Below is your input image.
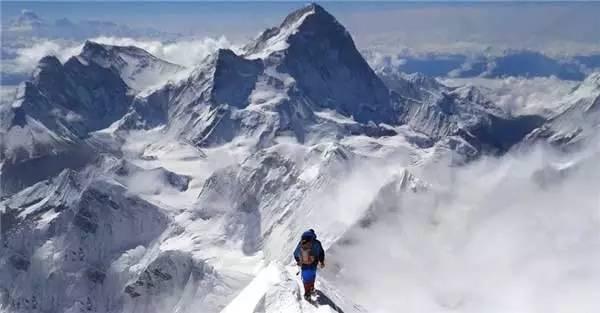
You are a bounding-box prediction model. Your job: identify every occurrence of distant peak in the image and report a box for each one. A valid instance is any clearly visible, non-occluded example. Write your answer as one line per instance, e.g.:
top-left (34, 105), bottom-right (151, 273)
top-left (81, 40), bottom-right (158, 60)
top-left (82, 40), bottom-right (108, 54)
top-left (37, 55), bottom-right (62, 69)
top-left (215, 48), bottom-right (237, 59)
top-left (12, 8), bottom-right (44, 28)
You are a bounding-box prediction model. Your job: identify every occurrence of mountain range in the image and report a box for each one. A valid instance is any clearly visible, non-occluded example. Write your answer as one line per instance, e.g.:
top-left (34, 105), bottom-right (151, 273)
top-left (1, 3), bottom-right (599, 313)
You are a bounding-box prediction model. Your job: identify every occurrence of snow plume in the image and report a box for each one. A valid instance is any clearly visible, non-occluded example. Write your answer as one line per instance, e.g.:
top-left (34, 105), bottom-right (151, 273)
top-left (325, 139), bottom-right (600, 313)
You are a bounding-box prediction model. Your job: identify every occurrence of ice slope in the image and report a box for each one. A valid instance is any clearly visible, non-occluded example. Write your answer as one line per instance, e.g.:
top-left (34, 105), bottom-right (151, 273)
top-left (526, 72), bottom-right (600, 147)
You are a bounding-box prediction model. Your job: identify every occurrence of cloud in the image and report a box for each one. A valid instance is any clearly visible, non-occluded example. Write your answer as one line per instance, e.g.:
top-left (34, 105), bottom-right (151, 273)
top-left (441, 77), bottom-right (579, 116)
top-left (324, 138), bottom-right (600, 313)
top-left (5, 40), bottom-right (81, 75)
top-left (363, 51), bottom-right (406, 72)
top-left (90, 36), bottom-right (236, 67)
top-left (2, 36), bottom-right (237, 78)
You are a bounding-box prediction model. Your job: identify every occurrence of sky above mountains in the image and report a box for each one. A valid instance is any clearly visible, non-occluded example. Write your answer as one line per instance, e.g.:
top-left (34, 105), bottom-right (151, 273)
top-left (2, 1), bottom-right (600, 86)
top-left (2, 1), bottom-right (600, 53)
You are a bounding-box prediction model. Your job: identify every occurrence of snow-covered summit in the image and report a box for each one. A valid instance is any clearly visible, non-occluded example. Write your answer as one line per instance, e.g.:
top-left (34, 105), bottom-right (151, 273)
top-left (79, 41), bottom-right (185, 91)
top-left (124, 3), bottom-right (399, 149)
top-left (243, 3), bottom-right (338, 59)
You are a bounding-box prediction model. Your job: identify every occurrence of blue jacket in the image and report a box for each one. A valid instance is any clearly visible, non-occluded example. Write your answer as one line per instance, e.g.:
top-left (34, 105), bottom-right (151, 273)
top-left (293, 230), bottom-right (325, 270)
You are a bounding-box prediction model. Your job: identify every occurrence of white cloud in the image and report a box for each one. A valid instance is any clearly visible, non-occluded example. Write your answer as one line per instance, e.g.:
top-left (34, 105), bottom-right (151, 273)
top-left (7, 40), bottom-right (82, 74)
top-left (0, 86), bottom-right (19, 105)
top-left (3, 36), bottom-right (237, 77)
top-left (90, 36), bottom-right (236, 67)
top-left (326, 138), bottom-right (600, 313)
top-left (363, 50), bottom-right (406, 72)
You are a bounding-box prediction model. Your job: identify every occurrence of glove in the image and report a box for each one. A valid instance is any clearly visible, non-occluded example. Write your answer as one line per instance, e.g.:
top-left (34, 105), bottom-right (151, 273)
top-left (319, 261), bottom-right (325, 269)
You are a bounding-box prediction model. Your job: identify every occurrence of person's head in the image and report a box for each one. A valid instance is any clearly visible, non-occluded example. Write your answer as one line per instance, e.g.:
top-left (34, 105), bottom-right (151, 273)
top-left (301, 229), bottom-right (316, 241)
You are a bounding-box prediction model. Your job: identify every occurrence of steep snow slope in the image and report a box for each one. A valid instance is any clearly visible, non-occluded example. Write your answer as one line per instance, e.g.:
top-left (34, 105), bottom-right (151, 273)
top-left (79, 41), bottom-right (185, 92)
top-left (0, 162), bottom-right (243, 313)
top-left (0, 170), bottom-right (169, 312)
top-left (378, 70), bottom-right (545, 156)
top-left (526, 72), bottom-right (600, 147)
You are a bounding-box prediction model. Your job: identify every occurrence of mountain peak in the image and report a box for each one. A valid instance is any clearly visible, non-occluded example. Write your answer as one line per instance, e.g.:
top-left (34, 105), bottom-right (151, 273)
top-left (77, 40), bottom-right (184, 91)
top-left (32, 55), bottom-right (65, 86)
top-left (243, 3), bottom-right (344, 59)
top-left (37, 55), bottom-right (62, 69)
top-left (240, 2), bottom-right (395, 124)
top-left (82, 40), bottom-right (108, 54)
top-left (11, 9), bottom-right (44, 29)
top-left (280, 3), bottom-right (333, 29)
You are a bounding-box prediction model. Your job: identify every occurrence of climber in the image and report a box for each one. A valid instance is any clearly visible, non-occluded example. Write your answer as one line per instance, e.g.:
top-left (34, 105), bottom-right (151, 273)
top-left (293, 229), bottom-right (325, 300)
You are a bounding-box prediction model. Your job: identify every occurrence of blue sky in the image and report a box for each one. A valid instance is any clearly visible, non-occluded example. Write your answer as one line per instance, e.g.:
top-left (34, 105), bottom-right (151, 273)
top-left (3, 1), bottom-right (600, 41)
